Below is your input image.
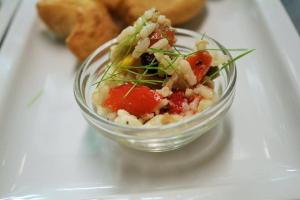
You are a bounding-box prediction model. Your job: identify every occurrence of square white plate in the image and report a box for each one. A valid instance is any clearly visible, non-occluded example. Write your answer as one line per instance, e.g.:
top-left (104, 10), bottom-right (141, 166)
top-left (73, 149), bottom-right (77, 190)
top-left (0, 0), bottom-right (300, 199)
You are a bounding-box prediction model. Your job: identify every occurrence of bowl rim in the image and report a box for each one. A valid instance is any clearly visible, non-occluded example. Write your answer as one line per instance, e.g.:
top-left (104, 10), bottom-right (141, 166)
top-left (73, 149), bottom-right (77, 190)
top-left (74, 28), bottom-right (236, 134)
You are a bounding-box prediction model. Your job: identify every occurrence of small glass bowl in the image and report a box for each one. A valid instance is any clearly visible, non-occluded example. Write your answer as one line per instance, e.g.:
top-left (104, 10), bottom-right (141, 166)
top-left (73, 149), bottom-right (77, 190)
top-left (74, 28), bottom-right (236, 152)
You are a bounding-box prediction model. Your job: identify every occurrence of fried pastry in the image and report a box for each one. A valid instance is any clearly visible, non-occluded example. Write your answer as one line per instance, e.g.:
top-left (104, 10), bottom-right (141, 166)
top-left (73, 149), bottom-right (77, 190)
top-left (37, 0), bottom-right (79, 37)
top-left (37, 0), bottom-right (206, 60)
top-left (101, 0), bottom-right (122, 11)
top-left (119, 0), bottom-right (206, 25)
top-left (37, 0), bottom-right (120, 60)
top-left (66, 1), bottom-right (119, 60)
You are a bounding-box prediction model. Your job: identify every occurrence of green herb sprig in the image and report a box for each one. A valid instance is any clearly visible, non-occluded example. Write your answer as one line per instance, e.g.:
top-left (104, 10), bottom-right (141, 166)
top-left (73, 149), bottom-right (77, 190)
top-left (148, 47), bottom-right (249, 59)
top-left (27, 89), bottom-right (43, 107)
top-left (203, 49), bottom-right (255, 83)
top-left (94, 46), bottom-right (254, 88)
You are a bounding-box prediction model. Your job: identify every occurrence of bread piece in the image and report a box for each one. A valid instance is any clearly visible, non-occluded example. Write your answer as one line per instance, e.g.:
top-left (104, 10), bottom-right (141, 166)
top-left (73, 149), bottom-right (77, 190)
top-left (66, 1), bottom-right (120, 60)
top-left (119, 0), bottom-right (206, 25)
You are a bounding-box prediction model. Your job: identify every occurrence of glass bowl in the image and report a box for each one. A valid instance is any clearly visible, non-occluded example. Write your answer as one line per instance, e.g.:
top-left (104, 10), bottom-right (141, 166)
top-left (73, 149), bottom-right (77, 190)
top-left (74, 28), bottom-right (236, 152)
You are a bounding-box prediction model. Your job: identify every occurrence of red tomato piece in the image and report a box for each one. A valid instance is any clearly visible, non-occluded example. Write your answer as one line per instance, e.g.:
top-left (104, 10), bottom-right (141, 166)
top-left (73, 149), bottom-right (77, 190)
top-left (102, 83), bottom-right (162, 117)
top-left (164, 28), bottom-right (176, 46)
top-left (149, 27), bottom-right (176, 46)
top-left (187, 51), bottom-right (212, 82)
top-left (168, 91), bottom-right (187, 114)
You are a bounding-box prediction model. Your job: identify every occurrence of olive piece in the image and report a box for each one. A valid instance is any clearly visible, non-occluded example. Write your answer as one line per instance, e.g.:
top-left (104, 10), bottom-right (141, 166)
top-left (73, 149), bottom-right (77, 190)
top-left (140, 53), bottom-right (158, 73)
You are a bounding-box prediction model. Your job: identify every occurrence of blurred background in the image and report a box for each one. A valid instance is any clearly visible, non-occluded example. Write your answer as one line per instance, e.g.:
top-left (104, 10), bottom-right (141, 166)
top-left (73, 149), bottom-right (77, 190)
top-left (0, 0), bottom-right (299, 58)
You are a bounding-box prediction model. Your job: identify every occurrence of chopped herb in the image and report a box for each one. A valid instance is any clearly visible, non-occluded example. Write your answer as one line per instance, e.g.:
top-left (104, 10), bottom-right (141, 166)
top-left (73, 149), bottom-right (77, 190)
top-left (174, 46), bottom-right (183, 56)
top-left (27, 90), bottom-right (43, 107)
top-left (148, 47), bottom-right (250, 59)
top-left (201, 32), bottom-right (207, 40)
top-left (94, 38), bottom-right (254, 90)
top-left (203, 49), bottom-right (255, 83)
top-left (124, 84), bottom-right (136, 97)
top-left (184, 48), bottom-right (249, 57)
top-left (206, 66), bottom-right (220, 80)
top-left (96, 62), bottom-right (113, 87)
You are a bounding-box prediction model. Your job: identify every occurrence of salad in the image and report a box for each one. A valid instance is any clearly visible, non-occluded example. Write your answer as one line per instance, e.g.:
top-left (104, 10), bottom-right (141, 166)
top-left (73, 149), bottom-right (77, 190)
top-left (92, 8), bottom-right (252, 127)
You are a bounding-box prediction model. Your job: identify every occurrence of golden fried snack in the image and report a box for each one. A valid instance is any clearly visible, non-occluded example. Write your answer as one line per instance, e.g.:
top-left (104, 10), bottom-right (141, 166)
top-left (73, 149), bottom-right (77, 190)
top-left (37, 0), bottom-right (79, 37)
top-left (101, 0), bottom-right (122, 11)
top-left (37, 0), bottom-right (120, 60)
top-left (66, 1), bottom-right (120, 60)
top-left (119, 0), bottom-right (206, 25)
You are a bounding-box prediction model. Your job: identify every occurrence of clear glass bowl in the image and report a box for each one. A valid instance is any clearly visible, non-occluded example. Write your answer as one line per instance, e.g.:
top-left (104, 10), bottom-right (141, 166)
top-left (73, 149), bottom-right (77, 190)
top-left (74, 28), bottom-right (236, 152)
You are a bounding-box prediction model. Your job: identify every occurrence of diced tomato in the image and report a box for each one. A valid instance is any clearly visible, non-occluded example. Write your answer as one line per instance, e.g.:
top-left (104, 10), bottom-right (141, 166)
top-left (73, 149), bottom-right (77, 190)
top-left (164, 29), bottom-right (176, 46)
top-left (149, 31), bottom-right (162, 45)
top-left (188, 95), bottom-right (196, 103)
top-left (188, 95), bottom-right (202, 103)
top-left (149, 27), bottom-right (176, 46)
top-left (187, 51), bottom-right (212, 82)
top-left (102, 83), bottom-right (162, 117)
top-left (168, 91), bottom-right (187, 114)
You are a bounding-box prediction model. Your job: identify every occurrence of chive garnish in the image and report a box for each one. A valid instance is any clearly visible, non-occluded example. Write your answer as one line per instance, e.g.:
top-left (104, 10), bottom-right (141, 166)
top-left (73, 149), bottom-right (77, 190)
top-left (203, 49), bottom-right (255, 83)
top-left (27, 89), bottom-right (43, 107)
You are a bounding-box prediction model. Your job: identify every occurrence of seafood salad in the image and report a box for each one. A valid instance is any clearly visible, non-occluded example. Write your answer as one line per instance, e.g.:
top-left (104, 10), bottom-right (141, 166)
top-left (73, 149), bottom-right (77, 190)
top-left (92, 8), bottom-right (246, 127)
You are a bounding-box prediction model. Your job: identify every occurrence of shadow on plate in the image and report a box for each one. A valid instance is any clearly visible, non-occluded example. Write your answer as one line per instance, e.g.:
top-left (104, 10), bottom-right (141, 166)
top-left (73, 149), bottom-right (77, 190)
top-left (39, 28), bottom-right (65, 45)
top-left (83, 116), bottom-right (233, 188)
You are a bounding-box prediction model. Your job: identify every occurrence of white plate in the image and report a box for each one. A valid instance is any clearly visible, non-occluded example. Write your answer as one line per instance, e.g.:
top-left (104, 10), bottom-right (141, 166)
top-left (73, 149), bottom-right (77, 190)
top-left (1, 0), bottom-right (300, 199)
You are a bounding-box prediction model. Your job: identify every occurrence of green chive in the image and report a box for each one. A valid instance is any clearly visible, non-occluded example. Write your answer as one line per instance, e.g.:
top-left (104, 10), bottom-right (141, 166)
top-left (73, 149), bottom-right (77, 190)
top-left (203, 49), bottom-right (255, 83)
